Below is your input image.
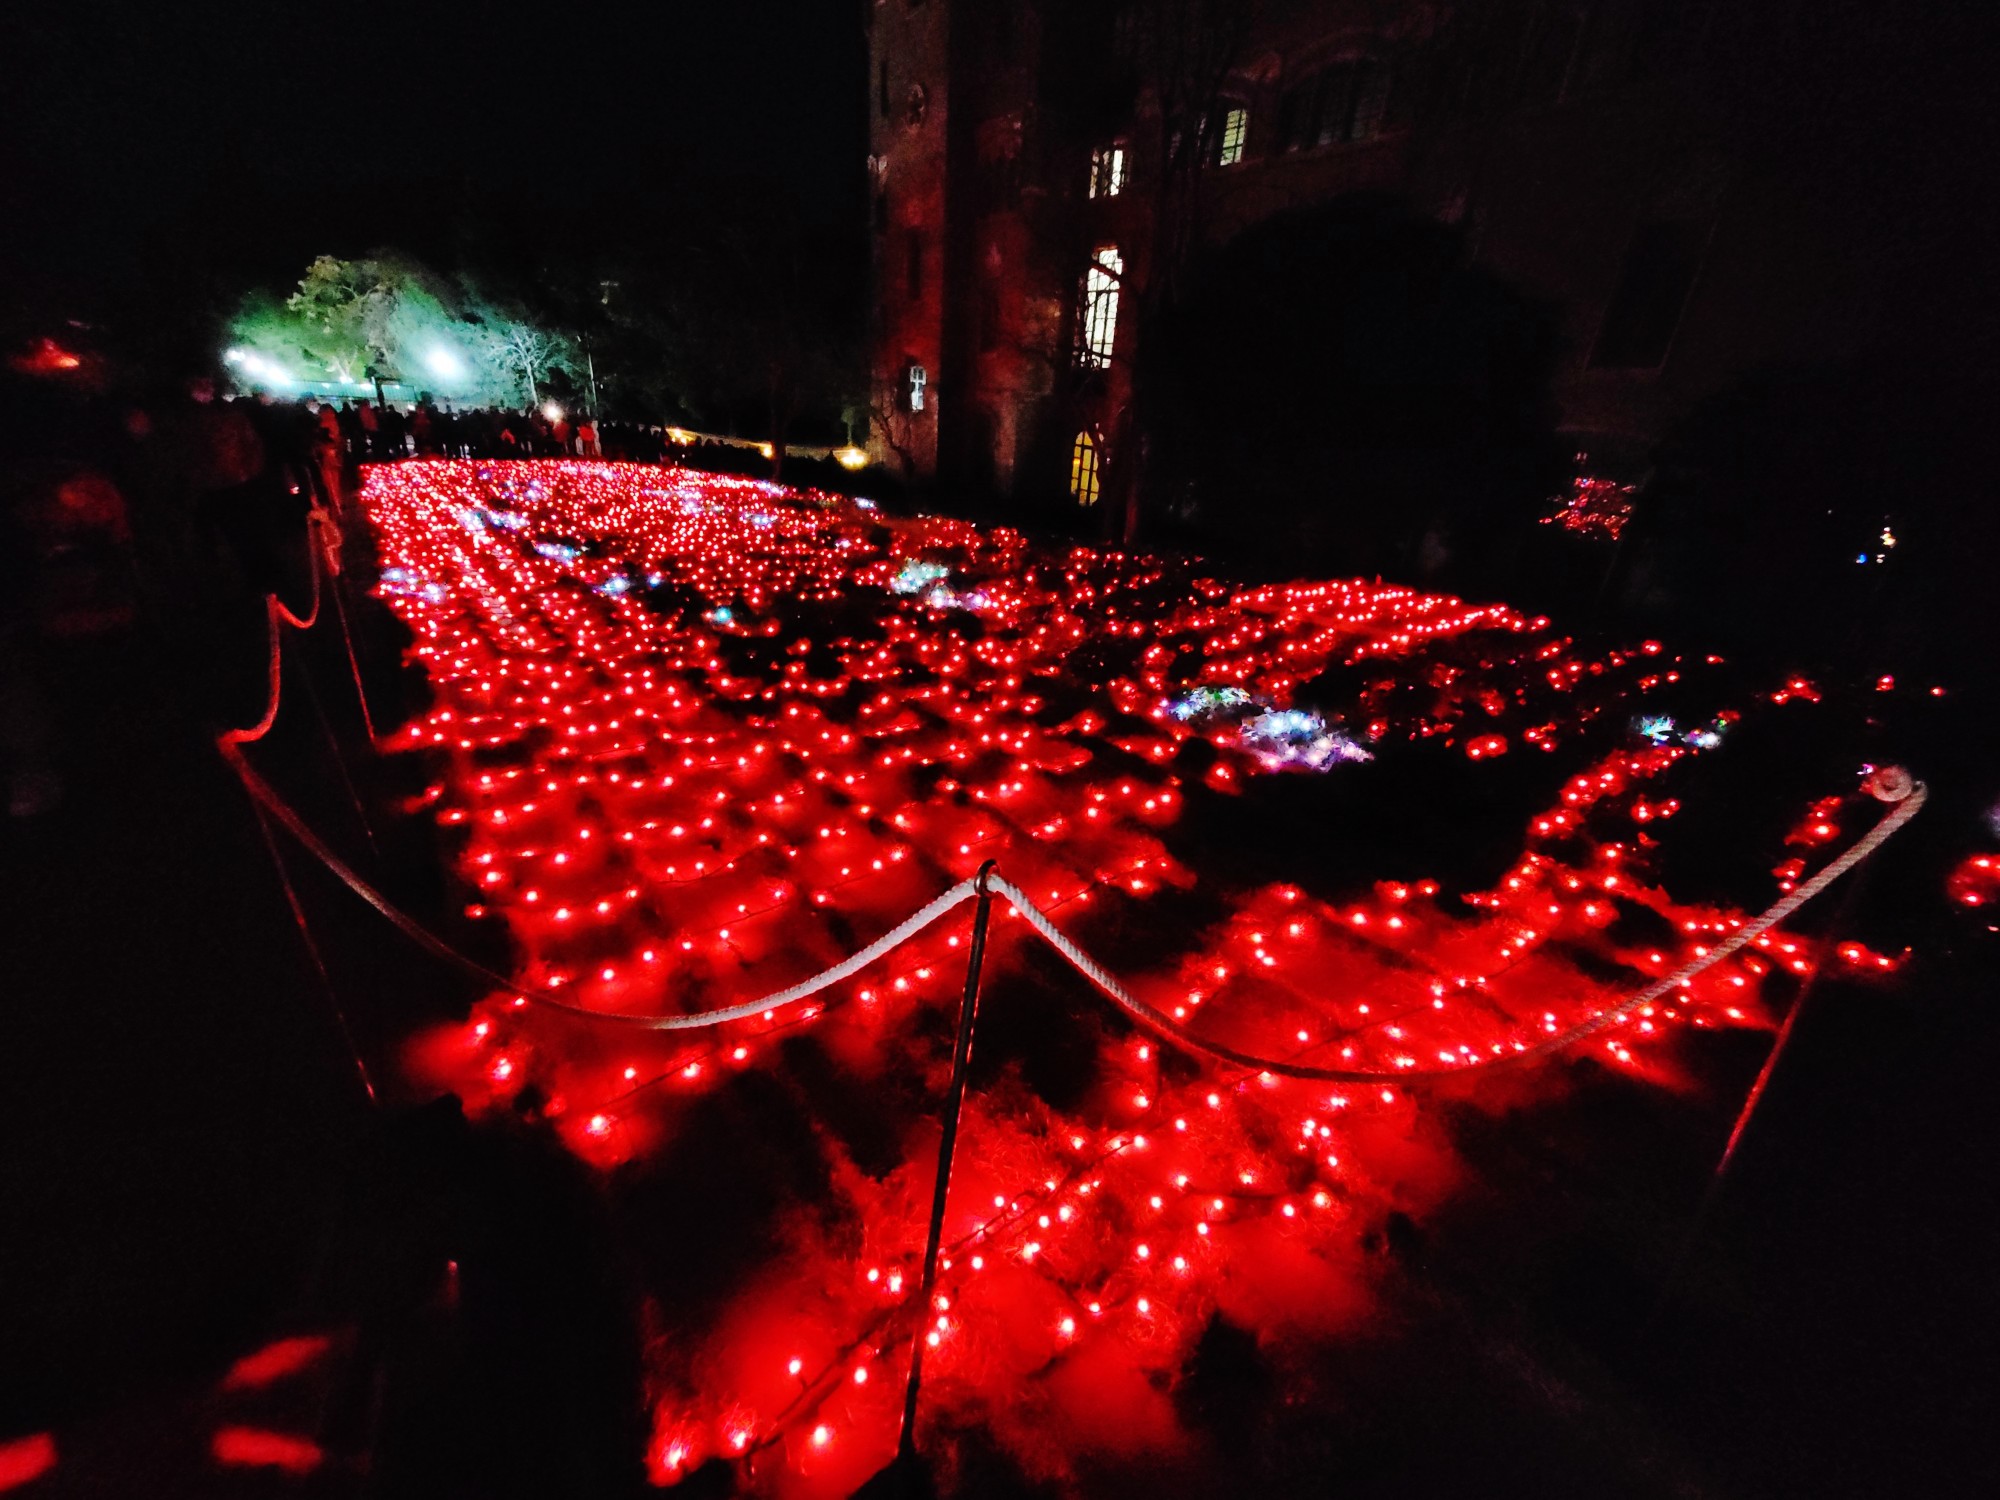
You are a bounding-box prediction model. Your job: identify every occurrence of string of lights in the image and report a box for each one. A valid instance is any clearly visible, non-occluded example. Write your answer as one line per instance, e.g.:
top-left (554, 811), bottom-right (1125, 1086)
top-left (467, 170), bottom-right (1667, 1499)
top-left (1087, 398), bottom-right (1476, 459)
top-left (340, 459), bottom-right (1911, 1493)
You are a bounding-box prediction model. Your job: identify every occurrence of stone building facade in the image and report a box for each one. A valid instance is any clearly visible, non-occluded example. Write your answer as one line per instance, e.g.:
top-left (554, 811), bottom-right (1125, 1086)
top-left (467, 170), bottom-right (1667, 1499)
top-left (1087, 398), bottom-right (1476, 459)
top-left (865, 1), bottom-right (1940, 539)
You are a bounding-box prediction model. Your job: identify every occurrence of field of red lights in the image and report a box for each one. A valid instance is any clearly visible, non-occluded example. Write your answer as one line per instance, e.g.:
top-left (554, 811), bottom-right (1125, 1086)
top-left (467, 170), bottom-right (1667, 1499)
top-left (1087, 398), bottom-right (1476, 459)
top-left (362, 460), bottom-right (1897, 1495)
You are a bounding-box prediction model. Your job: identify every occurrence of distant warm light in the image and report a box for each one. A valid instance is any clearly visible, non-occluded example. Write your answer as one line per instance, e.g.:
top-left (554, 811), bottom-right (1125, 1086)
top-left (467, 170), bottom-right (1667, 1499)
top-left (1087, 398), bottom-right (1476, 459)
top-left (10, 338), bottom-right (82, 375)
top-left (1070, 430), bottom-right (1100, 507)
top-left (835, 445), bottom-right (869, 470)
top-left (542, 402), bottom-right (564, 422)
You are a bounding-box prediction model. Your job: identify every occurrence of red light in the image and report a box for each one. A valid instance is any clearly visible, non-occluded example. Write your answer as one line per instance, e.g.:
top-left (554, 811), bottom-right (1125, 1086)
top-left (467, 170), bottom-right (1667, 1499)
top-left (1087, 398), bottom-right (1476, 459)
top-left (211, 1427), bottom-right (323, 1476)
top-left (354, 461), bottom-right (1891, 1489)
top-left (0, 1433), bottom-right (56, 1491)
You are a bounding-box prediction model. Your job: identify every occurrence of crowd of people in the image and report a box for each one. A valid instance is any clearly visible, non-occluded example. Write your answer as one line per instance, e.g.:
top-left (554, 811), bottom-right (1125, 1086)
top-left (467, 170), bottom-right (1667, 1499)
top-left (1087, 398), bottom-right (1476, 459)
top-left (315, 399), bottom-right (601, 466)
top-left (1, 373), bottom-right (887, 818)
top-left (303, 397), bottom-right (761, 472)
top-left (2, 378), bottom-right (349, 817)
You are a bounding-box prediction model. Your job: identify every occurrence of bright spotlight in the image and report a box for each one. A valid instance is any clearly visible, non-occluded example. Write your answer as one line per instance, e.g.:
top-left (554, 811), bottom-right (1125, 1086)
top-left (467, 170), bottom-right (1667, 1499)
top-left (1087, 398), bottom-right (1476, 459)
top-left (426, 347), bottom-right (465, 381)
top-left (542, 402), bottom-right (564, 422)
top-left (834, 445), bottom-right (868, 471)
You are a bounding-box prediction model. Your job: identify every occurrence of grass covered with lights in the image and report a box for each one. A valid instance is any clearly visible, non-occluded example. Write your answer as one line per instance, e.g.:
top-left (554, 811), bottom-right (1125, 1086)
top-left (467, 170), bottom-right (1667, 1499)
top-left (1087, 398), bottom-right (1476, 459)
top-left (363, 460), bottom-right (1900, 1495)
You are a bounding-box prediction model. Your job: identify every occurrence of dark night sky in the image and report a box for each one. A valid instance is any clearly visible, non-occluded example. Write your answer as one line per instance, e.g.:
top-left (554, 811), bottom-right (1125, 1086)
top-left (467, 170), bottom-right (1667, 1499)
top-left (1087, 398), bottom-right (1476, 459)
top-left (2, 0), bottom-right (866, 336)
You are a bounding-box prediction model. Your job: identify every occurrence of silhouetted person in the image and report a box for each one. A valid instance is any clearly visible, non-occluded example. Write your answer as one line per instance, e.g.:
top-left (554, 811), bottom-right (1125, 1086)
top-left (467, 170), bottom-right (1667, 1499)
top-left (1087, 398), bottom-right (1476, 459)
top-left (378, 404), bottom-right (407, 460)
top-left (448, 1089), bottom-right (647, 1497)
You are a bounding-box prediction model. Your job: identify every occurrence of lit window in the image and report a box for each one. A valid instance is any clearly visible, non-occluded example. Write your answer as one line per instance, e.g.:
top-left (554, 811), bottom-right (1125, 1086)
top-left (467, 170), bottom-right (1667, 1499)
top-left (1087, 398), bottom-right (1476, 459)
top-left (1074, 245), bottom-right (1122, 368)
top-left (1070, 431), bottom-right (1100, 506)
top-left (1215, 106), bottom-right (1248, 166)
top-left (1089, 143), bottom-right (1127, 198)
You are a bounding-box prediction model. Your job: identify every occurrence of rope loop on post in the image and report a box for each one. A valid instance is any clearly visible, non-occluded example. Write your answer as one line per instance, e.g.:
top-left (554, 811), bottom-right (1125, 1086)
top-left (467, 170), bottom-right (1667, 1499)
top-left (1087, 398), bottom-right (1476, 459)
top-left (218, 502), bottom-right (375, 747)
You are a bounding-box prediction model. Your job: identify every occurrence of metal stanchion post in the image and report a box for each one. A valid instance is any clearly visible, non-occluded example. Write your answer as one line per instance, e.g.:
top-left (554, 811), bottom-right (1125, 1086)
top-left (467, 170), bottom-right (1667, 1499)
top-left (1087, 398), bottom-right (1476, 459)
top-left (1647, 863), bottom-right (1875, 1335)
top-left (247, 798), bottom-right (378, 1106)
top-left (898, 860), bottom-right (998, 1467)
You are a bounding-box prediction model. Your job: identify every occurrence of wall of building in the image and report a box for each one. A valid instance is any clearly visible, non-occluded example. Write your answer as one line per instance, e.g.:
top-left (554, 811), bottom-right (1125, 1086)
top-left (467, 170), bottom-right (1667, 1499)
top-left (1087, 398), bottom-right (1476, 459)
top-left (869, 1), bottom-right (1954, 527)
top-left (866, 0), bottom-right (953, 480)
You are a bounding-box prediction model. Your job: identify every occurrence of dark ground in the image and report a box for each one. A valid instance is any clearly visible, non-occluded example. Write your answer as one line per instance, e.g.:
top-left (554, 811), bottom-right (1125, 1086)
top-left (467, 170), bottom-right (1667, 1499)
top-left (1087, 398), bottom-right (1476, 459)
top-left (1, 501), bottom-right (1995, 1499)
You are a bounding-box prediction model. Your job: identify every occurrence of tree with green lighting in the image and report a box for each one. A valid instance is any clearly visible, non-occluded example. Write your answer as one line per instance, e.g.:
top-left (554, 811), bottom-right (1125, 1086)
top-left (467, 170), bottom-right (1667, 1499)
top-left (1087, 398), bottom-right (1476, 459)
top-left (226, 253), bottom-right (580, 406)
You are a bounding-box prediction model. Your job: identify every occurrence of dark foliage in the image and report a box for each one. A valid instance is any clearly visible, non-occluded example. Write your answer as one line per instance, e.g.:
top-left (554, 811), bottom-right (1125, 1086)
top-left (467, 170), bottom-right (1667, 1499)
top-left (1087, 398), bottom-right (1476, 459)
top-left (1613, 361), bottom-right (1999, 682)
top-left (1141, 193), bottom-right (1567, 591)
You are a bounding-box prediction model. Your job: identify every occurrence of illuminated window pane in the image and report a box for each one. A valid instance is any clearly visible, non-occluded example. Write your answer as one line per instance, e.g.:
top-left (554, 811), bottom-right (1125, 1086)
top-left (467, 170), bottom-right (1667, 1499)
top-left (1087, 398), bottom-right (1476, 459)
top-left (1089, 144), bottom-right (1127, 199)
top-left (1070, 431), bottom-right (1100, 507)
top-left (1216, 106), bottom-right (1248, 166)
top-left (1074, 245), bottom-right (1122, 368)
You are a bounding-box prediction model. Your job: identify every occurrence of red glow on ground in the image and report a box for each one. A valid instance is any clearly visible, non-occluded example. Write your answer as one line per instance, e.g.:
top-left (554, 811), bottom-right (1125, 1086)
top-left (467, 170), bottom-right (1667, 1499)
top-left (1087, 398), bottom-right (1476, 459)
top-left (360, 461), bottom-right (1868, 1491)
top-left (0, 1434), bottom-right (56, 1492)
top-left (1947, 854), bottom-right (1998, 908)
top-left (210, 1426), bottom-right (323, 1475)
top-left (220, 1332), bottom-right (335, 1390)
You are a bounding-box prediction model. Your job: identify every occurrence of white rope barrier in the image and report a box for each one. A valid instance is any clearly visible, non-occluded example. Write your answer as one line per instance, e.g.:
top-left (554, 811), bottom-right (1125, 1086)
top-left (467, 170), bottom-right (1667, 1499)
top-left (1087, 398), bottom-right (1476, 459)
top-left (223, 740), bottom-right (985, 1030)
top-left (229, 729), bottom-right (1925, 1084)
top-left (220, 503), bottom-right (348, 746)
top-left (531, 878), bottom-right (983, 1030)
top-left (991, 772), bottom-right (1924, 1083)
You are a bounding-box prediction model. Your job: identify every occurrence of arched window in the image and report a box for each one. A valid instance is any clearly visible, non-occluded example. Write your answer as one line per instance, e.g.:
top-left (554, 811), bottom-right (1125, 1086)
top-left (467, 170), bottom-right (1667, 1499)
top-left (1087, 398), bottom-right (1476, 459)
top-left (1176, 101), bottom-right (1250, 168)
top-left (1073, 245), bottom-right (1122, 368)
top-left (1070, 431), bottom-right (1101, 507)
top-left (1276, 58), bottom-right (1391, 152)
